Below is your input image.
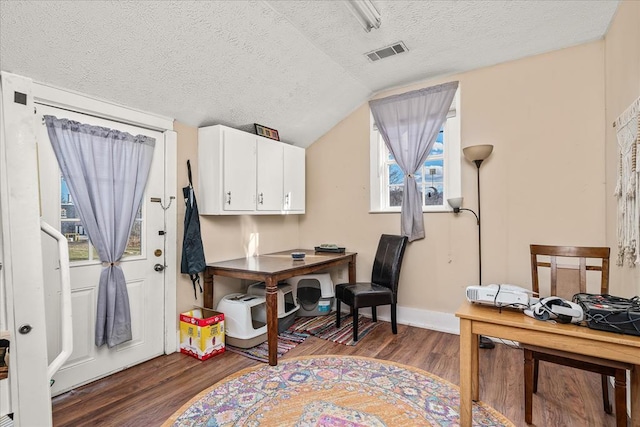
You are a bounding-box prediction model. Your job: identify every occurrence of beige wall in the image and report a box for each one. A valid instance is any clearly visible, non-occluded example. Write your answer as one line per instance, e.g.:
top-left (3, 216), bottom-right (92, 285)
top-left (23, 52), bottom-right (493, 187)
top-left (174, 4), bottom-right (639, 318)
top-left (174, 121), bottom-right (301, 314)
top-left (301, 41), bottom-right (608, 314)
top-left (605, 0), bottom-right (640, 297)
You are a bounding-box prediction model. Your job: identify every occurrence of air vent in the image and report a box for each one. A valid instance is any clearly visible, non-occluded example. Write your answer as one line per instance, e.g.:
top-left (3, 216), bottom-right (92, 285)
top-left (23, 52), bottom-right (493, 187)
top-left (365, 41), bottom-right (408, 62)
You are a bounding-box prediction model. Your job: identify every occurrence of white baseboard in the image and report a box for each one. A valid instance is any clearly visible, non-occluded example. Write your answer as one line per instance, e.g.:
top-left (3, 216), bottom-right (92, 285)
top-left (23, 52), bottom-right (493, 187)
top-left (346, 304), bottom-right (460, 335)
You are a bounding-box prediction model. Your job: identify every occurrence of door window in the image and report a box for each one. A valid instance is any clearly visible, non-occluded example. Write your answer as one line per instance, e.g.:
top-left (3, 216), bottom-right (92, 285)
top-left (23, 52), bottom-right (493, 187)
top-left (60, 175), bottom-right (143, 263)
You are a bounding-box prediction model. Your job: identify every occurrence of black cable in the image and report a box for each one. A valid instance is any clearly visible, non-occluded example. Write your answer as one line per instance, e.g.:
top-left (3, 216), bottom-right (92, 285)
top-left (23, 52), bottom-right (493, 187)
top-left (574, 293), bottom-right (640, 335)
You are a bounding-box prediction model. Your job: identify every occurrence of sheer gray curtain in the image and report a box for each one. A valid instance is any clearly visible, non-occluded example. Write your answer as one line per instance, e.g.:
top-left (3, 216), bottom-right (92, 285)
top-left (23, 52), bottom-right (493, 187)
top-left (369, 81), bottom-right (458, 241)
top-left (44, 116), bottom-right (155, 348)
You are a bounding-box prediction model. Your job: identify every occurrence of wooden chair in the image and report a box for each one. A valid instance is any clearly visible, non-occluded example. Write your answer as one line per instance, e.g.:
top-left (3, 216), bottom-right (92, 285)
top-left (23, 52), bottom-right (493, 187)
top-left (335, 234), bottom-right (408, 342)
top-left (524, 244), bottom-right (631, 426)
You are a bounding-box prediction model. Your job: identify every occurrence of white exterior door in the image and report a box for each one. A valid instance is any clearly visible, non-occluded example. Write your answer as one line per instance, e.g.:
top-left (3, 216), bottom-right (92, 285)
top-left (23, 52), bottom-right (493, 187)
top-left (36, 105), bottom-right (166, 395)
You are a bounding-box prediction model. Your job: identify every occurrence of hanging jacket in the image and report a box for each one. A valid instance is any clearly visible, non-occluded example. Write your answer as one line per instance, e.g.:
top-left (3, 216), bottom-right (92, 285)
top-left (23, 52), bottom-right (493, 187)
top-left (180, 160), bottom-right (206, 299)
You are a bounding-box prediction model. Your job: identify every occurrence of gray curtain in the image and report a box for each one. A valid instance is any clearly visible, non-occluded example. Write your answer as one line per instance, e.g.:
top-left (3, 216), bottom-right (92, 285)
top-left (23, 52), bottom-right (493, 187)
top-left (369, 81), bottom-right (458, 241)
top-left (44, 116), bottom-right (155, 348)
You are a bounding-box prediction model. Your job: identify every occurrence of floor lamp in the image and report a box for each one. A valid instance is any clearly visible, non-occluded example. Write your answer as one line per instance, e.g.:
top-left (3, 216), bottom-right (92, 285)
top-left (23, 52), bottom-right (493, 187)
top-left (448, 144), bottom-right (495, 349)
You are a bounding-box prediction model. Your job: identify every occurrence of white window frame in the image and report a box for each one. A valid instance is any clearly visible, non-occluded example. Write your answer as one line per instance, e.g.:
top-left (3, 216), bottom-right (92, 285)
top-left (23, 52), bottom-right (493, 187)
top-left (369, 90), bottom-right (461, 213)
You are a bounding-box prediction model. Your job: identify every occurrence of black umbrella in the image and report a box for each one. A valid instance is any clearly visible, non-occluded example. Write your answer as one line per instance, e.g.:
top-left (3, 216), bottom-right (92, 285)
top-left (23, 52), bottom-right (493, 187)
top-left (181, 160), bottom-right (206, 299)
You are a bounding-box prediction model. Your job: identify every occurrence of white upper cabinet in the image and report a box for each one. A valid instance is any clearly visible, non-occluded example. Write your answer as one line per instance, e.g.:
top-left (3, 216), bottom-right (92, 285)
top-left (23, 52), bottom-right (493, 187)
top-left (257, 139), bottom-right (284, 211)
top-left (198, 125), bottom-right (305, 215)
top-left (222, 128), bottom-right (257, 211)
top-left (283, 144), bottom-right (305, 212)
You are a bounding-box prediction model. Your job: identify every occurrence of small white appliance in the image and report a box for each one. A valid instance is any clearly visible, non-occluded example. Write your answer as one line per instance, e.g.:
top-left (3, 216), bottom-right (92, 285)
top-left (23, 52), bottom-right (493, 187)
top-left (466, 284), bottom-right (532, 307)
top-left (524, 296), bottom-right (584, 324)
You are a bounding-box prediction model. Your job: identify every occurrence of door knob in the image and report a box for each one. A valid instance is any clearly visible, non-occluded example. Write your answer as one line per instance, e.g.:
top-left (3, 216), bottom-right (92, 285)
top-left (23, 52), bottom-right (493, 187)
top-left (154, 264), bottom-right (166, 272)
top-left (18, 324), bottom-right (32, 334)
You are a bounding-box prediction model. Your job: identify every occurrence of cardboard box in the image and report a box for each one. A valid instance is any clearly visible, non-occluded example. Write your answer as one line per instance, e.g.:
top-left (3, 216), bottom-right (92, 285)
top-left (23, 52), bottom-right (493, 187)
top-left (179, 308), bottom-right (225, 361)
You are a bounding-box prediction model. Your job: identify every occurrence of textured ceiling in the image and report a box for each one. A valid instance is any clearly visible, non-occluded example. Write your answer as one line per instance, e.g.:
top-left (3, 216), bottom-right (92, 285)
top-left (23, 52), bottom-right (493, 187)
top-left (0, 0), bottom-right (619, 147)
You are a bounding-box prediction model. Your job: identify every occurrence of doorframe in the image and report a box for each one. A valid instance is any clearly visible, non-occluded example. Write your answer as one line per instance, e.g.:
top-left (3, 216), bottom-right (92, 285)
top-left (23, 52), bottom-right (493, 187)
top-left (31, 81), bottom-right (179, 354)
top-left (1, 72), bottom-right (53, 426)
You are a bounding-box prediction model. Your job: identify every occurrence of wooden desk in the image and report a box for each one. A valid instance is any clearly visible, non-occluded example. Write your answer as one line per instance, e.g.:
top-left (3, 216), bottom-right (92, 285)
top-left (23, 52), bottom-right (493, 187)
top-left (456, 302), bottom-right (640, 427)
top-left (204, 249), bottom-right (357, 366)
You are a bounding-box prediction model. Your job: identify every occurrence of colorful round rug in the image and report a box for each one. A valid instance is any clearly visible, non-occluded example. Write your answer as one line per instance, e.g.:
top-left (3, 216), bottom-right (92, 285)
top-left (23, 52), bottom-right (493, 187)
top-left (163, 355), bottom-right (513, 426)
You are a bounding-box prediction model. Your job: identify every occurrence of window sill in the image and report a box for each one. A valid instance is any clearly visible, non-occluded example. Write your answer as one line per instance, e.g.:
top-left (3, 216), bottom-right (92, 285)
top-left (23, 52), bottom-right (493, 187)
top-left (369, 206), bottom-right (453, 214)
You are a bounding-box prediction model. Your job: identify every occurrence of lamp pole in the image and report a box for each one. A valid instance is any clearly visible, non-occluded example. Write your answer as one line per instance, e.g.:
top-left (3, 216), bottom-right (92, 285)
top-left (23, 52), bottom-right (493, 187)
top-left (474, 159), bottom-right (483, 286)
top-left (462, 144), bottom-right (494, 349)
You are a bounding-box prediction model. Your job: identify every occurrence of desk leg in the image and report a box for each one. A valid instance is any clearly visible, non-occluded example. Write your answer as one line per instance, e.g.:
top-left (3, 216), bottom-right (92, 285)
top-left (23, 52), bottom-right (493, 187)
top-left (459, 318), bottom-right (478, 427)
top-left (632, 365), bottom-right (639, 427)
top-left (348, 255), bottom-right (356, 283)
top-left (203, 267), bottom-right (214, 309)
top-left (265, 276), bottom-right (278, 366)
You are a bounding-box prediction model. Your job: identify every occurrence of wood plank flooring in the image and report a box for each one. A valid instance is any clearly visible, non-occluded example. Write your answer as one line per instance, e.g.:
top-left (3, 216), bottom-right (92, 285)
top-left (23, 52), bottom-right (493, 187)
top-left (51, 321), bottom-right (618, 426)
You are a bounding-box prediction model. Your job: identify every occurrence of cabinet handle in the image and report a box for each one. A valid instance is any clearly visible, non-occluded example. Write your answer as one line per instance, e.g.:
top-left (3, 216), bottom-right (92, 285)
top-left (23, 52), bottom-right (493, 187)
top-left (226, 191), bottom-right (232, 205)
top-left (285, 193), bottom-right (290, 208)
top-left (259, 193), bottom-right (264, 205)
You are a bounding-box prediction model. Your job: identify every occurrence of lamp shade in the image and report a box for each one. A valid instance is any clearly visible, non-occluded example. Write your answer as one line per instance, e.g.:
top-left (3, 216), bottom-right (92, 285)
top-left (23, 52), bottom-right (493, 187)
top-left (447, 197), bottom-right (463, 210)
top-left (463, 144), bottom-right (493, 162)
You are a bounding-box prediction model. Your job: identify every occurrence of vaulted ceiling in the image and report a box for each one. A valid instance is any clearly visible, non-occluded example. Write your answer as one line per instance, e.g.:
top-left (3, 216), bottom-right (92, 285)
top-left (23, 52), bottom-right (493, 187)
top-left (0, 0), bottom-right (619, 147)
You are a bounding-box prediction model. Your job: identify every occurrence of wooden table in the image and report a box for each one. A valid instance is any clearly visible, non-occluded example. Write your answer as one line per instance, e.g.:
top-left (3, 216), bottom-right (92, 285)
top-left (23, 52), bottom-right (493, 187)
top-left (456, 301), bottom-right (640, 427)
top-left (204, 249), bottom-right (357, 366)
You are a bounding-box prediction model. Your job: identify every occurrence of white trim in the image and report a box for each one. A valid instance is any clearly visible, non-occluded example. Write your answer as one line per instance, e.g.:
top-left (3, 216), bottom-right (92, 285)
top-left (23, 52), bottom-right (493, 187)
top-left (369, 206), bottom-right (454, 214)
top-left (0, 71), bottom-right (53, 426)
top-left (397, 306), bottom-right (460, 334)
top-left (33, 82), bottom-right (173, 132)
top-left (354, 304), bottom-right (460, 335)
top-left (369, 113), bottom-right (383, 211)
top-left (163, 130), bottom-right (178, 354)
top-left (442, 90), bottom-right (461, 200)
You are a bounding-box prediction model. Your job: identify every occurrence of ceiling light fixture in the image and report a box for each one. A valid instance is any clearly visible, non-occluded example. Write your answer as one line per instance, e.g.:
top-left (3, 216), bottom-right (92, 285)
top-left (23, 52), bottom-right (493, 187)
top-left (344, 0), bottom-right (381, 32)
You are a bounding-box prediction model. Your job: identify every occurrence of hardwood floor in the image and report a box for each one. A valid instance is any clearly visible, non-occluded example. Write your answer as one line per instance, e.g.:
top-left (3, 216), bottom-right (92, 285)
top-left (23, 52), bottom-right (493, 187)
top-left (52, 321), bottom-right (618, 426)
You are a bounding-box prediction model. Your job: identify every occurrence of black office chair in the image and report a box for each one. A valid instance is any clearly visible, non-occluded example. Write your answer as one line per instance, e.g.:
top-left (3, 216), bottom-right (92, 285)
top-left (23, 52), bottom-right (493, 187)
top-left (335, 234), bottom-right (408, 341)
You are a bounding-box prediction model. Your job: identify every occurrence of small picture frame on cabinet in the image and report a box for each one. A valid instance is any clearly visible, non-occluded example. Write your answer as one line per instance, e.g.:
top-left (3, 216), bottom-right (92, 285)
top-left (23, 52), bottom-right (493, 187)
top-left (254, 123), bottom-right (280, 141)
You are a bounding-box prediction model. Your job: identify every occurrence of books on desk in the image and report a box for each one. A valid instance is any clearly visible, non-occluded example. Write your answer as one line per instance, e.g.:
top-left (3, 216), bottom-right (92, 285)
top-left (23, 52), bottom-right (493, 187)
top-left (314, 246), bottom-right (345, 253)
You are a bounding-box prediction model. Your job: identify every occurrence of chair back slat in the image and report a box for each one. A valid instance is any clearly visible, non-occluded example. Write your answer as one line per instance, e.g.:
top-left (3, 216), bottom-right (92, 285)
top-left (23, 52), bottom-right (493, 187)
top-left (550, 256), bottom-right (558, 296)
top-left (530, 244), bottom-right (610, 299)
top-left (556, 268), bottom-right (581, 300)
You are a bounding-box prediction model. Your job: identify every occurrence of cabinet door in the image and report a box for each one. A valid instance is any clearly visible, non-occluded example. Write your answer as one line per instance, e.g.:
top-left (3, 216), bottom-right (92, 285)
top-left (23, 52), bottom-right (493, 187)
top-left (283, 145), bottom-right (305, 212)
top-left (223, 129), bottom-right (256, 211)
top-left (256, 139), bottom-right (284, 211)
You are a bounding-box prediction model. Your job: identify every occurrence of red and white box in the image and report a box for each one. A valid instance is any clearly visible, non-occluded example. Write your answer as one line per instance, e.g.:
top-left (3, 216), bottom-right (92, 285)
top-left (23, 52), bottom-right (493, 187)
top-left (179, 308), bottom-right (225, 361)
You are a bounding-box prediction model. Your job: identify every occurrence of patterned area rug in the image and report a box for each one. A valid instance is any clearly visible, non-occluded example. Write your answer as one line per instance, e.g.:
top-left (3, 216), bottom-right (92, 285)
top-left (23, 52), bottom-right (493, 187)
top-left (163, 355), bottom-right (514, 427)
top-left (226, 331), bottom-right (309, 363)
top-left (290, 312), bottom-right (382, 345)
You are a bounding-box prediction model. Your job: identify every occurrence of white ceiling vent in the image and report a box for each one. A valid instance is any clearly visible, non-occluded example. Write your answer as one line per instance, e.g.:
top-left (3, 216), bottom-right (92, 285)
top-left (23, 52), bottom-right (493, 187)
top-left (365, 42), bottom-right (408, 62)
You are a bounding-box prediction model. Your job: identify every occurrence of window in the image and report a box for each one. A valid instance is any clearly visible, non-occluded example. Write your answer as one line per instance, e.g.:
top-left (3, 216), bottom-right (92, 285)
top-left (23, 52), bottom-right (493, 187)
top-left (60, 175), bottom-right (143, 263)
top-left (370, 91), bottom-right (461, 212)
